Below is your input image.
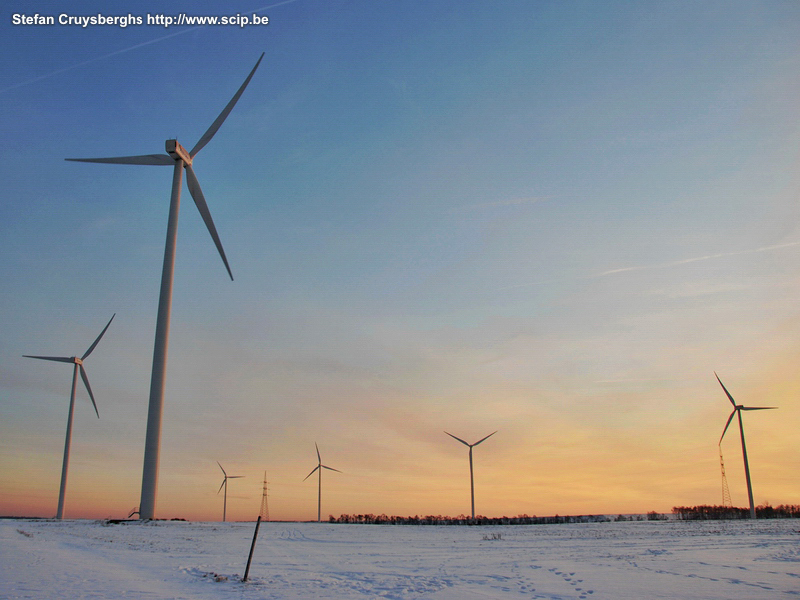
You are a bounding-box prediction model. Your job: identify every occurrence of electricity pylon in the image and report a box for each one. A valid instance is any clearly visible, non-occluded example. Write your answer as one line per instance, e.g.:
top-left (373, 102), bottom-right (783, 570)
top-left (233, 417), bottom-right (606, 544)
top-left (259, 471), bottom-right (270, 521)
top-left (719, 445), bottom-right (732, 508)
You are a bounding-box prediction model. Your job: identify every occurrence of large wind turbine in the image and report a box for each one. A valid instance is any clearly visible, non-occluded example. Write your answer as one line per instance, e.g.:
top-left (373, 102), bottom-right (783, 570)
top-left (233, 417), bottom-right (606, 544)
top-left (66, 54), bottom-right (264, 520)
top-left (303, 443), bottom-right (341, 522)
top-left (24, 314), bottom-right (115, 519)
top-left (445, 430), bottom-right (496, 519)
top-left (217, 462), bottom-right (243, 522)
top-left (715, 373), bottom-right (777, 519)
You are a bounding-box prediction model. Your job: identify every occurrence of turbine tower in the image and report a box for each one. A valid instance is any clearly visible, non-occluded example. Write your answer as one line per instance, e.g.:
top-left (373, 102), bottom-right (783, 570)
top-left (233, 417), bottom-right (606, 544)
top-left (715, 373), bottom-right (777, 519)
top-left (67, 54), bottom-right (264, 520)
top-left (217, 462), bottom-right (243, 522)
top-left (303, 443), bottom-right (341, 522)
top-left (445, 430), bottom-right (496, 519)
top-left (24, 314), bottom-right (115, 519)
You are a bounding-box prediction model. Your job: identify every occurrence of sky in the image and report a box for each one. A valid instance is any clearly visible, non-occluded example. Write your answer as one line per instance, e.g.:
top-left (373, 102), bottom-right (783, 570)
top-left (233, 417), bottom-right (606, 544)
top-left (1, 0), bottom-right (798, 522)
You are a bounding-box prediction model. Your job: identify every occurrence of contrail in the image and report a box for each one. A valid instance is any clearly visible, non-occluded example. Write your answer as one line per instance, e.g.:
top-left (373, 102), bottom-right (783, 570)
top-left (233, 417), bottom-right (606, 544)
top-left (593, 240), bottom-right (800, 278)
top-left (456, 196), bottom-right (549, 212)
top-left (1, 0), bottom-right (300, 95)
top-left (499, 240), bottom-right (800, 291)
top-left (2, 30), bottom-right (190, 94)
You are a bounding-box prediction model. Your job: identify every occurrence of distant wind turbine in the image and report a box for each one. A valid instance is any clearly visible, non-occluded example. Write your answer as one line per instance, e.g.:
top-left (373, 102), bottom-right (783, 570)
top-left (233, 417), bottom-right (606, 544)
top-left (24, 314), bottom-right (115, 519)
top-left (445, 430), bottom-right (496, 519)
top-left (217, 462), bottom-right (243, 522)
top-left (66, 53), bottom-right (264, 520)
top-left (303, 443), bottom-right (341, 522)
top-left (715, 373), bottom-right (777, 519)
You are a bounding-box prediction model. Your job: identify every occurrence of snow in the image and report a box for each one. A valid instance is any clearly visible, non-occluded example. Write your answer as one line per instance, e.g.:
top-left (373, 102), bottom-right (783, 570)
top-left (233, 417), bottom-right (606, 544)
top-left (2, 518), bottom-right (798, 599)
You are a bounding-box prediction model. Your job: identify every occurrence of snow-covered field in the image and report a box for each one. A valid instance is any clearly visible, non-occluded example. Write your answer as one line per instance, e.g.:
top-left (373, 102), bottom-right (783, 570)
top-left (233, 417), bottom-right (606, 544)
top-left (2, 518), bottom-right (798, 599)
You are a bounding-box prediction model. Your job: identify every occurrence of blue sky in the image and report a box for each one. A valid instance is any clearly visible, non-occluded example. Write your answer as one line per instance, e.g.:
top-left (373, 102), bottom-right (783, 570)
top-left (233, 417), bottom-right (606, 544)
top-left (1, 0), bottom-right (798, 521)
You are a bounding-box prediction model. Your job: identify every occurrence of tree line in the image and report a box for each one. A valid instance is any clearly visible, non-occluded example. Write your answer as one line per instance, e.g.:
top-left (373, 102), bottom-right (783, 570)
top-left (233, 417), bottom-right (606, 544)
top-left (671, 503), bottom-right (800, 520)
top-left (329, 513), bottom-right (614, 525)
top-left (327, 505), bottom-right (799, 525)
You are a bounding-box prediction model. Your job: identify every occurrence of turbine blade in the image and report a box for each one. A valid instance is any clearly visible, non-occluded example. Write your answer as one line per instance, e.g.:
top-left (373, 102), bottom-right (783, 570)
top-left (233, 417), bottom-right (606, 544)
top-left (714, 372), bottom-right (737, 407)
top-left (82, 314), bottom-right (115, 360)
top-left (740, 406), bottom-right (778, 411)
top-left (719, 410), bottom-right (736, 445)
top-left (79, 365), bottom-right (99, 418)
top-left (473, 431), bottom-right (498, 446)
top-left (189, 53), bottom-right (265, 157)
top-left (315, 442), bottom-right (321, 464)
top-left (303, 465), bottom-right (320, 481)
top-left (23, 355), bottom-right (74, 363)
top-left (185, 164), bottom-right (233, 281)
top-left (217, 461), bottom-right (227, 477)
top-left (228, 476), bottom-right (244, 479)
top-left (321, 465), bottom-right (341, 473)
top-left (444, 431), bottom-right (470, 447)
top-left (218, 479), bottom-right (226, 494)
top-left (66, 154), bottom-right (173, 166)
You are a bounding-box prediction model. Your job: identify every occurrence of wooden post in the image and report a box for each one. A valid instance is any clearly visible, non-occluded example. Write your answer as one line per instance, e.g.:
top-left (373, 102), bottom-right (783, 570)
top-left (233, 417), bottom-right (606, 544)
top-left (242, 515), bottom-right (262, 582)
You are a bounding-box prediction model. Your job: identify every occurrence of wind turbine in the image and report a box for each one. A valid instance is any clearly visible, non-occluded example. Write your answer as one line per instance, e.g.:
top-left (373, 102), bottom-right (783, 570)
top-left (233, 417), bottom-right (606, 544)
top-left (24, 314), bottom-right (115, 519)
top-left (715, 373), bottom-right (777, 519)
top-left (445, 430), bottom-right (496, 519)
top-left (66, 54), bottom-right (264, 520)
top-left (217, 462), bottom-right (243, 522)
top-left (303, 443), bottom-right (341, 522)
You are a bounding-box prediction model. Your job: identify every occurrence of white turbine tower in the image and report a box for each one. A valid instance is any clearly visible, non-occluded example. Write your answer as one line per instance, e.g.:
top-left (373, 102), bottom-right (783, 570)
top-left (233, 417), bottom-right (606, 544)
top-left (217, 462), bottom-right (243, 522)
top-left (303, 443), bottom-right (341, 523)
top-left (24, 314), bottom-right (115, 519)
top-left (715, 373), bottom-right (777, 519)
top-left (66, 54), bottom-right (264, 520)
top-left (445, 430), bottom-right (496, 519)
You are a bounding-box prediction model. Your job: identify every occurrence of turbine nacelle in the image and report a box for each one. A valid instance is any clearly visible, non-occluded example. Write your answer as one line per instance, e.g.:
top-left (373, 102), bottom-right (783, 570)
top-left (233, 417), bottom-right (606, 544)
top-left (165, 140), bottom-right (192, 165)
top-left (445, 430), bottom-right (497, 448)
top-left (716, 373), bottom-right (778, 444)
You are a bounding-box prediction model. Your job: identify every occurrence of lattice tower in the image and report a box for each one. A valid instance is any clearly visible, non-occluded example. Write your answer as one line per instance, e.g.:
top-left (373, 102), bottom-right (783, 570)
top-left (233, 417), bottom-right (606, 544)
top-left (719, 446), bottom-right (732, 508)
top-left (259, 471), bottom-right (270, 521)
